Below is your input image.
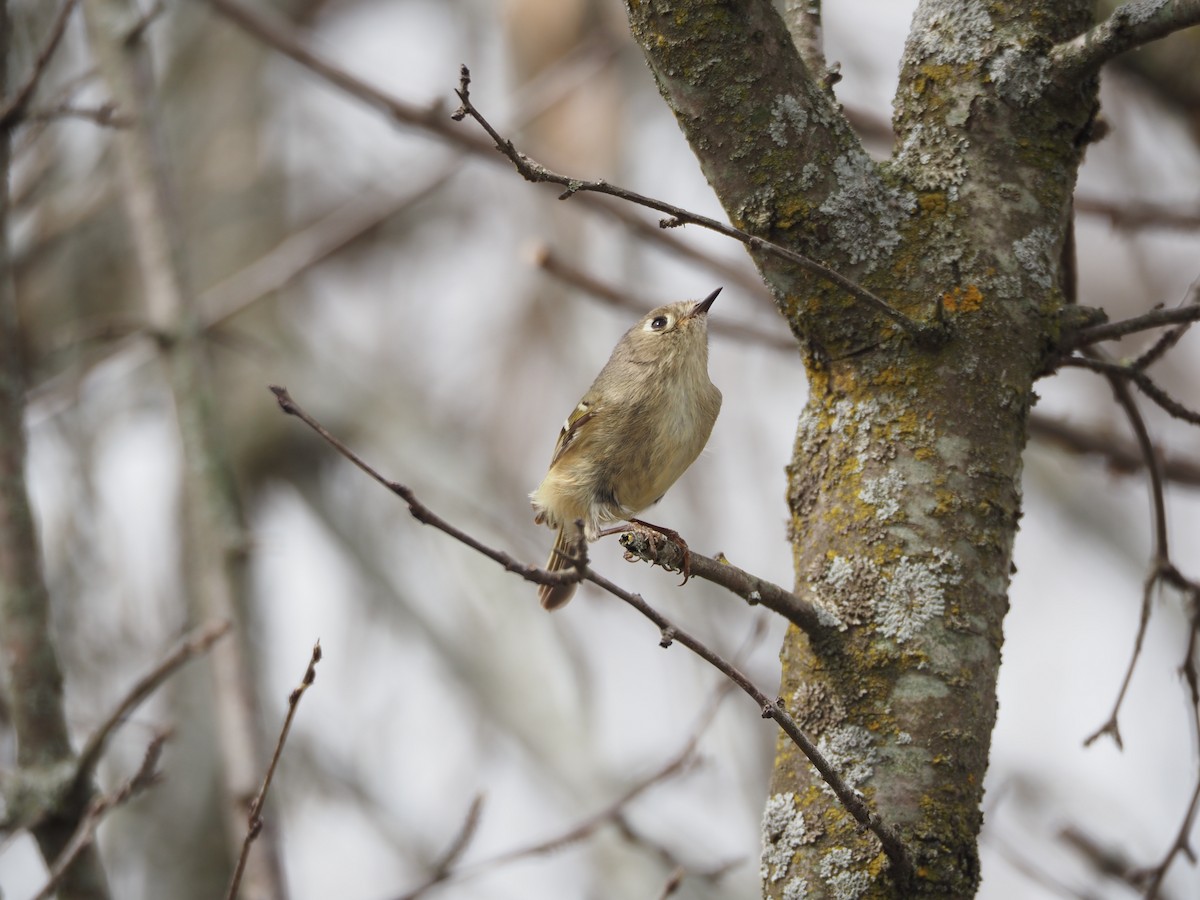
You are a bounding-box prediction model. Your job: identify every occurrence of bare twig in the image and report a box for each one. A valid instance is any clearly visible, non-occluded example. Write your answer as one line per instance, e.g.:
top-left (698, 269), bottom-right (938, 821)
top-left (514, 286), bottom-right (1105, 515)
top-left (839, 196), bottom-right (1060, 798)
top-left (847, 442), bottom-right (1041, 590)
top-left (202, 0), bottom-right (768, 298)
top-left (394, 683), bottom-right (736, 899)
top-left (1059, 356), bottom-right (1200, 425)
top-left (268, 385), bottom-right (588, 593)
top-left (22, 102), bottom-right (132, 128)
top-left (618, 531), bottom-right (822, 632)
top-left (1082, 346), bottom-right (1169, 749)
top-left (1138, 572), bottom-right (1200, 899)
top-left (0, 0), bottom-right (81, 129)
top-left (451, 65), bottom-right (944, 349)
top-left (72, 620), bottom-right (232, 796)
top-left (225, 640), bottom-right (322, 900)
top-left (269, 385), bottom-right (913, 884)
top-left (1067, 301), bottom-right (1200, 350)
top-left (1051, 0), bottom-right (1200, 77)
top-left (31, 732), bottom-right (169, 900)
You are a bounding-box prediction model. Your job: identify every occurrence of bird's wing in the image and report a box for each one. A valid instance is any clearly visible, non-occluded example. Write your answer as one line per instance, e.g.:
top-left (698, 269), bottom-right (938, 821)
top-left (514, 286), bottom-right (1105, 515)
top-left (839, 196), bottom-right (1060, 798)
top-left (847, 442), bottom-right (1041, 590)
top-left (548, 396), bottom-right (598, 469)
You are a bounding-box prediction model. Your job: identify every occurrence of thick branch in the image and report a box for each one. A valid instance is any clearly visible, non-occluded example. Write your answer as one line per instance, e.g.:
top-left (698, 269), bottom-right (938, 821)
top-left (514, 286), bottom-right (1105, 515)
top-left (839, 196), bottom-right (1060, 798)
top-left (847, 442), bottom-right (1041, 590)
top-left (0, 3), bottom-right (110, 896)
top-left (1052, 0), bottom-right (1200, 77)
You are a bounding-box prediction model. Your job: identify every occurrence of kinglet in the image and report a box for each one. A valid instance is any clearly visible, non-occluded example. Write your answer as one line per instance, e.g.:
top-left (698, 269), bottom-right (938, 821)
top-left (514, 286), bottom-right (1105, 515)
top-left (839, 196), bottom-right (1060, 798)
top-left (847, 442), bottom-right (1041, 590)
top-left (531, 288), bottom-right (723, 609)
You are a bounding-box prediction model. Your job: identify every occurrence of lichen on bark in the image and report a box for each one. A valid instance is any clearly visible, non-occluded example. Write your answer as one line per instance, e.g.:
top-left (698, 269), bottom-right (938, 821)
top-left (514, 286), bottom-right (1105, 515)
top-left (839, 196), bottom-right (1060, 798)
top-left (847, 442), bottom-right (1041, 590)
top-left (622, 0), bottom-right (1105, 896)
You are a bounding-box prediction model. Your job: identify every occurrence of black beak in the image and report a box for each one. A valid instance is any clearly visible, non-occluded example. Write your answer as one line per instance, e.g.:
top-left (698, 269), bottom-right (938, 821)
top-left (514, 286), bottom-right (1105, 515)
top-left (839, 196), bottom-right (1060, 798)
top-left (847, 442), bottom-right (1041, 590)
top-left (693, 287), bottom-right (721, 316)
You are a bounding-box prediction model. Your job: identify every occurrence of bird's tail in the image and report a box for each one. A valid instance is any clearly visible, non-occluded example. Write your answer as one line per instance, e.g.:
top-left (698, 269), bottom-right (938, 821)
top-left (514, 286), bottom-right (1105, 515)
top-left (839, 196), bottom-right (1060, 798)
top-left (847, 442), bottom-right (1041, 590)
top-left (539, 528), bottom-right (580, 610)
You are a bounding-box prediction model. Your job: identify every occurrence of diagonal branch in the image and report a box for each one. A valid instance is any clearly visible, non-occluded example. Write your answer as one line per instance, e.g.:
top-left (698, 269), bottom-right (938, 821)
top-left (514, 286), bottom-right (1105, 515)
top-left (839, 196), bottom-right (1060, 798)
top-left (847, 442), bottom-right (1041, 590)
top-left (71, 620), bottom-right (231, 798)
top-left (1064, 293), bottom-right (1200, 350)
top-left (1051, 0), bottom-right (1200, 78)
top-left (31, 732), bottom-right (169, 900)
top-left (0, 0), bottom-right (81, 129)
top-left (452, 65), bottom-right (944, 349)
top-left (267, 384), bottom-right (913, 884)
top-left (618, 530), bottom-right (823, 632)
top-left (226, 640), bottom-right (322, 900)
top-left (1059, 356), bottom-right (1200, 425)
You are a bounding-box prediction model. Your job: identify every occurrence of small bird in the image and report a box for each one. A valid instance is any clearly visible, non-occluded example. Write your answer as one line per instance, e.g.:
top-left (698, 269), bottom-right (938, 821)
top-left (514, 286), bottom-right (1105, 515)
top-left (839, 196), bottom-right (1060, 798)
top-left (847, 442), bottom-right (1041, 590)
top-left (531, 288), bottom-right (723, 609)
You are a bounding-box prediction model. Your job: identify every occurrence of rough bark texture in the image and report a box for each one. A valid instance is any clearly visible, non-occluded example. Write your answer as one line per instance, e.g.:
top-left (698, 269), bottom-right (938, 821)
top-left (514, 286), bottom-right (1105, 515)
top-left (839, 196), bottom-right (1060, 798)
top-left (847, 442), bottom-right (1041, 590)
top-left (0, 3), bottom-right (111, 897)
top-left (624, 0), bottom-right (1100, 896)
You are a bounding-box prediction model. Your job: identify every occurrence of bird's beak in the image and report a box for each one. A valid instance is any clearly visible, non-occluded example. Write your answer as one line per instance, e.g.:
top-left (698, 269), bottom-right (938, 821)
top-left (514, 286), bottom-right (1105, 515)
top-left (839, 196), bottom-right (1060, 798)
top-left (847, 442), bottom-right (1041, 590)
top-left (692, 287), bottom-right (721, 317)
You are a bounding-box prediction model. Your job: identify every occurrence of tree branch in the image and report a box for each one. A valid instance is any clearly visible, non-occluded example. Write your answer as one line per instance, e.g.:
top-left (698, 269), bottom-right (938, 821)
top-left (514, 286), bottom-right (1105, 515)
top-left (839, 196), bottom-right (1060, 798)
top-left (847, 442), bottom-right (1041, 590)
top-left (0, 0), bottom-right (81, 129)
top-left (452, 65), bottom-right (945, 349)
top-left (226, 640), bottom-right (322, 900)
top-left (1052, 0), bottom-right (1200, 77)
top-left (267, 384), bottom-right (913, 885)
top-left (71, 620), bottom-right (232, 798)
top-left (618, 531), bottom-right (823, 632)
top-left (1065, 299), bottom-right (1200, 350)
top-left (31, 732), bottom-right (168, 900)
top-left (1059, 356), bottom-right (1200, 425)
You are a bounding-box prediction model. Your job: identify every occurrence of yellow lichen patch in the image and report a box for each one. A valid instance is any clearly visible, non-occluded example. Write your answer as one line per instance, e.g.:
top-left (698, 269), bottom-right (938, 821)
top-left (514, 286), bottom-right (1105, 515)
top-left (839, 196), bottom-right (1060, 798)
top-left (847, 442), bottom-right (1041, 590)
top-left (942, 284), bottom-right (984, 313)
top-left (918, 192), bottom-right (947, 215)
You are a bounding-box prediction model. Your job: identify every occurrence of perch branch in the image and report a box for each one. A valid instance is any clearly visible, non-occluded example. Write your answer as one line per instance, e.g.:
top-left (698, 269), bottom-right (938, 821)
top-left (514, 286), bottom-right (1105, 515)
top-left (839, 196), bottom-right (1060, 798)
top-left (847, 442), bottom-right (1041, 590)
top-left (619, 530), bottom-right (822, 632)
top-left (268, 384), bottom-right (912, 884)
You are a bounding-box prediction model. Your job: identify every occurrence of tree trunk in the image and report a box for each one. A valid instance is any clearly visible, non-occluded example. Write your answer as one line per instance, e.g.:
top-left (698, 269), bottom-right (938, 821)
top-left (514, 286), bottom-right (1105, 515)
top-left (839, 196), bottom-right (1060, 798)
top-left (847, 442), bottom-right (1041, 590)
top-left (623, 1), bottom-right (1098, 895)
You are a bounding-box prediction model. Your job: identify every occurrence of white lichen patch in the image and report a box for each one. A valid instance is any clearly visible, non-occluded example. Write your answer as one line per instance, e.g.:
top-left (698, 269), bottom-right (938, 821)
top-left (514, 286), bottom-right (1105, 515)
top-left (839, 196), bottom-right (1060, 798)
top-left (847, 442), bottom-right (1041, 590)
top-left (1121, 0), bottom-right (1170, 25)
top-left (818, 846), bottom-right (873, 899)
top-left (988, 46), bottom-right (1050, 106)
top-left (813, 554), bottom-right (881, 628)
top-left (875, 550), bottom-right (961, 642)
top-left (859, 470), bottom-right (906, 521)
top-left (894, 123), bottom-right (969, 190)
top-left (907, 0), bottom-right (996, 66)
top-left (770, 94), bottom-right (809, 146)
top-left (819, 155), bottom-right (914, 267)
top-left (816, 724), bottom-right (877, 791)
top-left (762, 792), bottom-right (809, 883)
top-left (826, 396), bottom-right (882, 462)
top-left (1013, 226), bottom-right (1057, 290)
top-left (783, 877), bottom-right (810, 900)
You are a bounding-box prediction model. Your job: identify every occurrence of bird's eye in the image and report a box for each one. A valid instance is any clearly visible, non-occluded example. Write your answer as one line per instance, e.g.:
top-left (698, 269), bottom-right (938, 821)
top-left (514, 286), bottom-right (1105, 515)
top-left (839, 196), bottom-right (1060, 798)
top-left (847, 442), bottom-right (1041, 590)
top-left (650, 315), bottom-right (669, 330)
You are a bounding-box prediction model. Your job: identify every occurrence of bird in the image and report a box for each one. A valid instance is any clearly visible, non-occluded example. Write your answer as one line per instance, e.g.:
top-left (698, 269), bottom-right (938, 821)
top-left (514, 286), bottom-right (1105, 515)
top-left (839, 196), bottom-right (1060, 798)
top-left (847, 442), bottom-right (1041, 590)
top-left (530, 288), bottom-right (723, 609)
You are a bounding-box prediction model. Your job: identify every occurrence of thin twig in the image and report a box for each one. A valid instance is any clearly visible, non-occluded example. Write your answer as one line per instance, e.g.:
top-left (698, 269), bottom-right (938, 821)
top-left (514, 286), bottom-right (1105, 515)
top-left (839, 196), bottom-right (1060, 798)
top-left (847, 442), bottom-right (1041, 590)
top-left (1059, 356), bottom-right (1200, 426)
top-left (1138, 572), bottom-right (1200, 899)
top-left (201, 0), bottom-right (768, 298)
top-left (1082, 345), bottom-right (1170, 749)
top-left (225, 640), bottom-right (322, 900)
top-left (21, 103), bottom-right (132, 128)
top-left (0, 0), bottom-right (81, 129)
top-left (31, 732), bottom-right (169, 900)
top-left (451, 65), bottom-right (943, 349)
top-left (394, 682), bottom-right (737, 899)
top-left (268, 385), bottom-right (588, 593)
top-left (1067, 302), bottom-right (1200, 349)
top-left (72, 620), bottom-right (232, 796)
top-left (618, 530), bottom-right (822, 632)
top-left (268, 385), bottom-right (912, 885)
